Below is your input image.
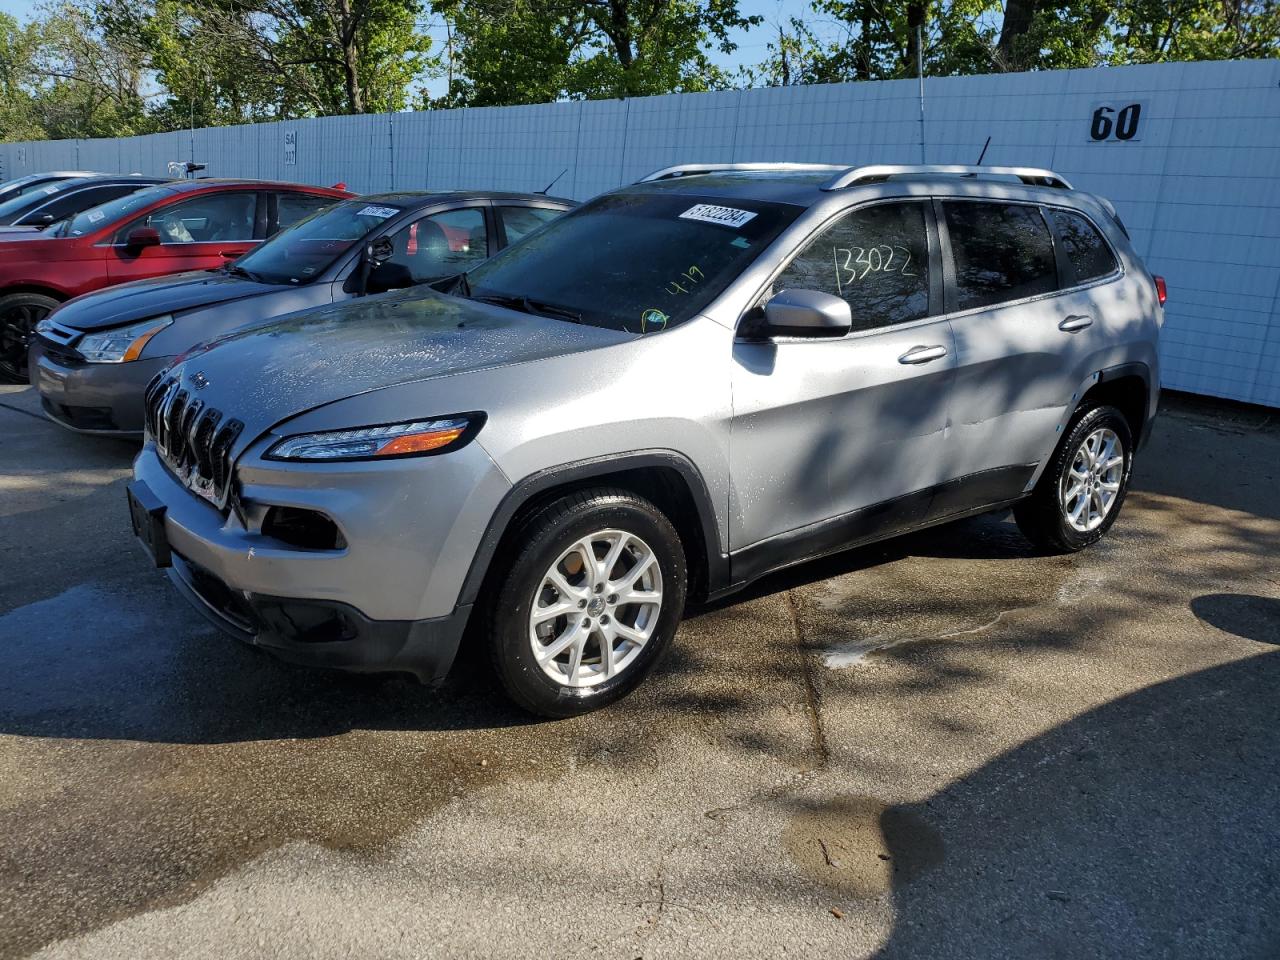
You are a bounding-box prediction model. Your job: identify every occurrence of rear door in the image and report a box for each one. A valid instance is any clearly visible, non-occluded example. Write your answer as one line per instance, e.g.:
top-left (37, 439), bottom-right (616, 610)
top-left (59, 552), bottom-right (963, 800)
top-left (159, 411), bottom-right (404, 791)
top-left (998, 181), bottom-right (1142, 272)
top-left (932, 198), bottom-right (1108, 516)
top-left (729, 199), bottom-right (955, 561)
top-left (106, 190), bottom-right (263, 284)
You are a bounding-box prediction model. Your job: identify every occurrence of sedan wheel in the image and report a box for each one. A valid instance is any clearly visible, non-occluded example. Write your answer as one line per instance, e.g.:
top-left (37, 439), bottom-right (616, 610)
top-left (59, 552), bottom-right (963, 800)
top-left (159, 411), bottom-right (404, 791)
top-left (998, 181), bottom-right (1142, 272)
top-left (0, 293), bottom-right (59, 384)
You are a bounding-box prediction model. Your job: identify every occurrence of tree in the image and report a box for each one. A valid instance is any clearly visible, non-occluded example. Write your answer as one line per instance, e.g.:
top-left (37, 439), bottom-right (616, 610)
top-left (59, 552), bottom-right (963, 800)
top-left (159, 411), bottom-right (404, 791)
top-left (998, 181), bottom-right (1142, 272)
top-left (431, 0), bottom-right (761, 105)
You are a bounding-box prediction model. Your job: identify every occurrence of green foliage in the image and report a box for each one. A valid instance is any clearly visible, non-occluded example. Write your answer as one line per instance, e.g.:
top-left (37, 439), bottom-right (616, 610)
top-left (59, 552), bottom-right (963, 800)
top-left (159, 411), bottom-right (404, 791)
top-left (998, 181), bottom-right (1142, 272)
top-left (1, 0), bottom-right (1278, 144)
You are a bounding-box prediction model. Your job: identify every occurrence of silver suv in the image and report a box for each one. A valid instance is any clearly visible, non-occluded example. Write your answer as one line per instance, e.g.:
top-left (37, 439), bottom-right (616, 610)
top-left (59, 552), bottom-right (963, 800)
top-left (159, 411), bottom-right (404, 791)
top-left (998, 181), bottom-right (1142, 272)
top-left (128, 163), bottom-right (1164, 717)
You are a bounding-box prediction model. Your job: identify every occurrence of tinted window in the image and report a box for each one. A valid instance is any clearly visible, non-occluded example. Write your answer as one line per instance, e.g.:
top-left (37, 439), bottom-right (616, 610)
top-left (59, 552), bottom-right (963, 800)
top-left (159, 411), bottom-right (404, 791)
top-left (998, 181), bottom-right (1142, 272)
top-left (125, 191), bottom-right (257, 244)
top-left (944, 201), bottom-right (1057, 311)
top-left (466, 193), bottom-right (800, 334)
top-left (379, 207), bottom-right (489, 286)
top-left (19, 184), bottom-right (139, 225)
top-left (276, 192), bottom-right (335, 232)
top-left (500, 205), bottom-right (562, 244)
top-left (65, 185), bottom-right (174, 237)
top-left (1048, 208), bottom-right (1118, 284)
top-left (0, 181), bottom-right (66, 223)
top-left (773, 201), bottom-right (930, 331)
top-left (234, 199), bottom-right (404, 284)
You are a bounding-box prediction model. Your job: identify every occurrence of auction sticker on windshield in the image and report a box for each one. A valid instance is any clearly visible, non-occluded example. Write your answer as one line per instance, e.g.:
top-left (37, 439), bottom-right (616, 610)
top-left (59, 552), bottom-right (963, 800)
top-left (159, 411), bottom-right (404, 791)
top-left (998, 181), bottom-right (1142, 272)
top-left (355, 205), bottom-right (399, 219)
top-left (679, 204), bottom-right (757, 229)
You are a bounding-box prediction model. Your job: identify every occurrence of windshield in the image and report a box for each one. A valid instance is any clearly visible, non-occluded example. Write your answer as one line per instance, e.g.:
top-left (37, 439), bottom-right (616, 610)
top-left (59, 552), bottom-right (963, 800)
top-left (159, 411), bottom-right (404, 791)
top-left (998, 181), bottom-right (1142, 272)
top-left (231, 199), bottom-right (401, 284)
top-left (63, 184), bottom-right (173, 237)
top-left (465, 192), bottom-right (801, 333)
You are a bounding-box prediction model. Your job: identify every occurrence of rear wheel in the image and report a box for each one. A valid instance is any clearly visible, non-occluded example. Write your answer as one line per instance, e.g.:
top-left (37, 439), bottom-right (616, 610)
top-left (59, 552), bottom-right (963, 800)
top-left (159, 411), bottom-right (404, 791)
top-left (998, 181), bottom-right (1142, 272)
top-left (0, 293), bottom-right (59, 384)
top-left (1014, 404), bottom-right (1133, 553)
top-left (485, 488), bottom-right (687, 717)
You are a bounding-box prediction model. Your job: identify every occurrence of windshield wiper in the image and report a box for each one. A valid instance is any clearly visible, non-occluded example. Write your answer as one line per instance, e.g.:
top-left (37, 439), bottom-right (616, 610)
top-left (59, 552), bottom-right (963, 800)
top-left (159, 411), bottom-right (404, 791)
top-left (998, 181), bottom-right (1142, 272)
top-left (473, 293), bottom-right (583, 324)
top-left (225, 264), bottom-right (264, 282)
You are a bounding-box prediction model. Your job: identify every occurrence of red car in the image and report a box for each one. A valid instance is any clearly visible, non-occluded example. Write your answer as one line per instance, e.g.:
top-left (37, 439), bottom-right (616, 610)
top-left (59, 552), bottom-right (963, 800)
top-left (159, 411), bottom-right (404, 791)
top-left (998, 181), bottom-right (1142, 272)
top-left (0, 178), bottom-right (352, 382)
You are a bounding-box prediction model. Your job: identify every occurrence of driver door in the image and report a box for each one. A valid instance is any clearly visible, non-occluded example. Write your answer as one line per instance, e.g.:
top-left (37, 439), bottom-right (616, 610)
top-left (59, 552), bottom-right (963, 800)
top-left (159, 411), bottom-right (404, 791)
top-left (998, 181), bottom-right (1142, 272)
top-left (107, 190), bottom-right (263, 283)
top-left (729, 200), bottom-right (955, 569)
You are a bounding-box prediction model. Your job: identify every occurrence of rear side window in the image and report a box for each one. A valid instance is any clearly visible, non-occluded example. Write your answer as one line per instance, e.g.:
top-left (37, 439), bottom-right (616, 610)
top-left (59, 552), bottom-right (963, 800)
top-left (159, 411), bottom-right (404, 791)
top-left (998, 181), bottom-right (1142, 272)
top-left (276, 192), bottom-right (335, 232)
top-left (944, 201), bottom-right (1057, 311)
top-left (1048, 208), bottom-right (1119, 284)
top-left (773, 201), bottom-right (931, 332)
top-left (499, 205), bottom-right (562, 244)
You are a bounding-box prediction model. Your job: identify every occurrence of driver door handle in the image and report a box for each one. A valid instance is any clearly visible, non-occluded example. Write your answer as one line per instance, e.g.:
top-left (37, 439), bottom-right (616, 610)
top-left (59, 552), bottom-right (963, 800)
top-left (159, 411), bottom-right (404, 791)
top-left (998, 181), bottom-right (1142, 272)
top-left (219, 250), bottom-right (240, 259)
top-left (898, 344), bottom-right (948, 365)
top-left (1059, 314), bottom-right (1094, 332)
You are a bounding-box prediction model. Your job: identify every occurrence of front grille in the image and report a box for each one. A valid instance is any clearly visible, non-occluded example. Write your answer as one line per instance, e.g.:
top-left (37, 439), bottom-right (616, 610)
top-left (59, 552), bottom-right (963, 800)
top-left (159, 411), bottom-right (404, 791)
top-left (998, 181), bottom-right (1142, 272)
top-left (144, 374), bottom-right (243, 509)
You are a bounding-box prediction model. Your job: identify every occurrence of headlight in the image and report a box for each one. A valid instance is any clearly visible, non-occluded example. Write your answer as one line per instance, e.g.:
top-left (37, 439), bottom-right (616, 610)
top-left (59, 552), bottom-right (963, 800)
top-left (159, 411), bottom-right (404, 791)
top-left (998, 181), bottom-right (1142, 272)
top-left (77, 315), bottom-right (173, 363)
top-left (264, 414), bottom-right (482, 462)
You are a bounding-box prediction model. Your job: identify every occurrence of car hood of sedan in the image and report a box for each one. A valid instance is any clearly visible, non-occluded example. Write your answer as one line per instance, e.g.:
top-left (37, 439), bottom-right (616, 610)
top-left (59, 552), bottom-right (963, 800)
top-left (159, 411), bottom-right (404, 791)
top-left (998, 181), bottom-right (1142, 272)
top-left (160, 289), bottom-right (633, 455)
top-left (54, 270), bottom-right (281, 332)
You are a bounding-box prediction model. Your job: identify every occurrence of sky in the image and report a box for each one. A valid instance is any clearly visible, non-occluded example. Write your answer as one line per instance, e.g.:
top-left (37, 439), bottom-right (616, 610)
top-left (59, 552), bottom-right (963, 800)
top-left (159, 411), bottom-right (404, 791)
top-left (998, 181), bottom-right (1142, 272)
top-left (1, 0), bottom-right (824, 100)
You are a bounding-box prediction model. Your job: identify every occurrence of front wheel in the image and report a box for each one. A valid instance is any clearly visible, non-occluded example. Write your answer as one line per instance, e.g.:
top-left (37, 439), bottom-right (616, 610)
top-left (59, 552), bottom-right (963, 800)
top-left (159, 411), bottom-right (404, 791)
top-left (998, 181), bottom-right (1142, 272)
top-left (1014, 404), bottom-right (1134, 553)
top-left (485, 488), bottom-right (687, 718)
top-left (0, 292), bottom-right (60, 384)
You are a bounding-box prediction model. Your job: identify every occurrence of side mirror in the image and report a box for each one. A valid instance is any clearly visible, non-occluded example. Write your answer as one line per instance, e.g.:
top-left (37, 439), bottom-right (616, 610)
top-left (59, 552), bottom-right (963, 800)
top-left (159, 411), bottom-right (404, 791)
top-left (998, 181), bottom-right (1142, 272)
top-left (124, 226), bottom-right (161, 251)
top-left (367, 235), bottom-right (394, 265)
top-left (35, 213), bottom-right (56, 224)
top-left (744, 289), bottom-right (852, 339)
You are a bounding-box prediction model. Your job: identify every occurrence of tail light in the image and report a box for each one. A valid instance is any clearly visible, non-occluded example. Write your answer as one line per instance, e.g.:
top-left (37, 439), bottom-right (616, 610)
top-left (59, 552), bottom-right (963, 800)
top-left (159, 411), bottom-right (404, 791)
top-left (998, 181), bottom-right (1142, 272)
top-left (1154, 275), bottom-right (1167, 306)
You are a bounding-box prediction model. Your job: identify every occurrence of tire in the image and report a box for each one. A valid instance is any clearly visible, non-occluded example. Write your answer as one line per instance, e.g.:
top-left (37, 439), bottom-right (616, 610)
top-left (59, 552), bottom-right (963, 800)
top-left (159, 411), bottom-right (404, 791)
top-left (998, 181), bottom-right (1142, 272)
top-left (1014, 404), bottom-right (1134, 553)
top-left (484, 487), bottom-right (687, 718)
top-left (0, 292), bottom-right (59, 384)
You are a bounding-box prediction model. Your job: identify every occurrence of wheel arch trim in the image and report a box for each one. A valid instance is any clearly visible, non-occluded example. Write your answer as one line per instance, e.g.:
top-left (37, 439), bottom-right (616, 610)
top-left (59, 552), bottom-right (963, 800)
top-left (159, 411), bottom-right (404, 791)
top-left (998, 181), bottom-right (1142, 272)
top-left (455, 449), bottom-right (728, 608)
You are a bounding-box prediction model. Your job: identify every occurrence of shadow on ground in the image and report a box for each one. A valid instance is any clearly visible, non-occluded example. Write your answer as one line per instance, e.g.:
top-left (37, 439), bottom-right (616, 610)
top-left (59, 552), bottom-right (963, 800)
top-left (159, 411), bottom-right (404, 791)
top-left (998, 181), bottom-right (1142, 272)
top-left (874, 643), bottom-right (1280, 958)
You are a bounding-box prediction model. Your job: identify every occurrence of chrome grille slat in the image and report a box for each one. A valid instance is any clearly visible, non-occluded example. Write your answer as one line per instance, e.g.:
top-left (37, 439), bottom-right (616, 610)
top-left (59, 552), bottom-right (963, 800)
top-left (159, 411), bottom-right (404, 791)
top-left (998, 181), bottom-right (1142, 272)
top-left (144, 374), bottom-right (239, 509)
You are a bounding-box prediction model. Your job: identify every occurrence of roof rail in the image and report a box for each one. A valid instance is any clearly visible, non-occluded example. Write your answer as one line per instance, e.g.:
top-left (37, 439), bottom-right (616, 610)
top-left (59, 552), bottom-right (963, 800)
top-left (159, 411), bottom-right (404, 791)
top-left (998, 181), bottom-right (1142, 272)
top-left (637, 162), bottom-right (847, 183)
top-left (821, 164), bottom-right (1073, 191)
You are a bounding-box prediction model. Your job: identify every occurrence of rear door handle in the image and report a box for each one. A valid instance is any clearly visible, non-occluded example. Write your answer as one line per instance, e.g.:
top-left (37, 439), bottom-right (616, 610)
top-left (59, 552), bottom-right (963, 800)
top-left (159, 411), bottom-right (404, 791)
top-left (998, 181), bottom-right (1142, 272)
top-left (1059, 314), bottom-right (1094, 332)
top-left (898, 344), bottom-right (948, 365)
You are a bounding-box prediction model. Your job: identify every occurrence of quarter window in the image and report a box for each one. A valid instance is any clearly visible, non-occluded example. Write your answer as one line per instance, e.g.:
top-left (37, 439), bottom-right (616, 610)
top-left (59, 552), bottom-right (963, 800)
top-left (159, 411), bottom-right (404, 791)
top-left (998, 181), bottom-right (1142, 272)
top-left (122, 192), bottom-right (257, 244)
top-left (944, 201), bottom-right (1057, 311)
top-left (1048, 209), bottom-right (1119, 285)
top-left (772, 201), bottom-right (930, 332)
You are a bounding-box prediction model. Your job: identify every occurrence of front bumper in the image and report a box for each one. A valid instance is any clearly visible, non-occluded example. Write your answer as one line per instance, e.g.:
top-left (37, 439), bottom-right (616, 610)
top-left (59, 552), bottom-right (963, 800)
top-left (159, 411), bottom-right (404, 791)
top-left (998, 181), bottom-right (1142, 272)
top-left (167, 551), bottom-right (470, 683)
top-left (30, 337), bottom-right (170, 434)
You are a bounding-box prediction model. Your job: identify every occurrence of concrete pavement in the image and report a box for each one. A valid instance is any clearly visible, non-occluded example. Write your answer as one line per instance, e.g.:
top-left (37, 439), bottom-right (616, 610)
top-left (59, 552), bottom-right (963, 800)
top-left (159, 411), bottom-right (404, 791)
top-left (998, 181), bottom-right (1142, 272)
top-left (0, 383), bottom-right (1276, 959)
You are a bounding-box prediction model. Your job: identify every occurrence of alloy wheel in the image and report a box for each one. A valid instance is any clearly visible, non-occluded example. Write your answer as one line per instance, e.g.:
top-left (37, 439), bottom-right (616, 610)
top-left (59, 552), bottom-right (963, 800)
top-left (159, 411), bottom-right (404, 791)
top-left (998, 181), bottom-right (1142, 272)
top-left (528, 529), bottom-right (664, 688)
top-left (1059, 426), bottom-right (1124, 533)
top-left (0, 303), bottom-right (49, 381)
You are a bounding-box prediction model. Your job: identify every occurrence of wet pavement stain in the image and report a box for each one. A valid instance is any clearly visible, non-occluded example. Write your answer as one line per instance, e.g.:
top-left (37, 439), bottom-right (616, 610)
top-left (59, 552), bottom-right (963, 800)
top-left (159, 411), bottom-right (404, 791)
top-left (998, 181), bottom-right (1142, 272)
top-left (781, 795), bottom-right (943, 899)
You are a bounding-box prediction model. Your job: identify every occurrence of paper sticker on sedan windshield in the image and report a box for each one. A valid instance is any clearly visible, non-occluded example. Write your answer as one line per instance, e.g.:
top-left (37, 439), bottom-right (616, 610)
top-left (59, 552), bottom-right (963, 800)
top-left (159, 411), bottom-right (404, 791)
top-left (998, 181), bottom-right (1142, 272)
top-left (355, 205), bottom-right (399, 219)
top-left (679, 204), bottom-right (757, 229)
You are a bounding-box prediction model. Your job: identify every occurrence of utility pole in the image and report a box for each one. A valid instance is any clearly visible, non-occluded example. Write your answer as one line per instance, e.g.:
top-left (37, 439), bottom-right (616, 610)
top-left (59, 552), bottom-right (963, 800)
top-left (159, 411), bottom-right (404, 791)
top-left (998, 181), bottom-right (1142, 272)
top-left (916, 24), bottom-right (926, 163)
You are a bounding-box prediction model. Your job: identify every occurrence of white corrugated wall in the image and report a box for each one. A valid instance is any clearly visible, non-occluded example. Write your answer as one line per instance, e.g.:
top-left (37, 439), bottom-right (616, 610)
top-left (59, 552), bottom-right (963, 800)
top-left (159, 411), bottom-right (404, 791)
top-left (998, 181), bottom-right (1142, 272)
top-left (2, 59), bottom-right (1278, 406)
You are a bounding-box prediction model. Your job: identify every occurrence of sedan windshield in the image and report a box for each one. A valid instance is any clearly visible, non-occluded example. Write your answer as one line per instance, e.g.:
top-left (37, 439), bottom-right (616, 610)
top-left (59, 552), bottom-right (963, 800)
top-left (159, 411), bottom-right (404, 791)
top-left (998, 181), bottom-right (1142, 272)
top-left (63, 185), bottom-right (174, 237)
top-left (230, 199), bottom-right (402, 284)
top-left (465, 192), bottom-right (800, 333)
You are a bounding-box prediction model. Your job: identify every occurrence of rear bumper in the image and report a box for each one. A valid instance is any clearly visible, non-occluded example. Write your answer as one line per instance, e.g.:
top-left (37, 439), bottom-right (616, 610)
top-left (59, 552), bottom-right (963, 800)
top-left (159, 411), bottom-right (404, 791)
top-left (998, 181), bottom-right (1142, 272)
top-left (29, 338), bottom-right (169, 435)
top-left (168, 552), bottom-right (470, 683)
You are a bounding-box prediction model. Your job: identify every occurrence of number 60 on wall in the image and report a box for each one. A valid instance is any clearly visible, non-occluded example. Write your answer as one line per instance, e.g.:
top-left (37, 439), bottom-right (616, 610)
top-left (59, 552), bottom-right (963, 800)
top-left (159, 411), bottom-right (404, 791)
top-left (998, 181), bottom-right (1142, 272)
top-left (1089, 101), bottom-right (1144, 142)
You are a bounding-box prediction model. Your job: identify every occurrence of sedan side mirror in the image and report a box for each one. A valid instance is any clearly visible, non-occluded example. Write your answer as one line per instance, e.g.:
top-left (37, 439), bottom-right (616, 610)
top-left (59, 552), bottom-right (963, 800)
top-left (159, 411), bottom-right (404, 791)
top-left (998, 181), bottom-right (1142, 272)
top-left (367, 235), bottom-right (394, 265)
top-left (124, 226), bottom-right (162, 251)
top-left (743, 289), bottom-right (852, 339)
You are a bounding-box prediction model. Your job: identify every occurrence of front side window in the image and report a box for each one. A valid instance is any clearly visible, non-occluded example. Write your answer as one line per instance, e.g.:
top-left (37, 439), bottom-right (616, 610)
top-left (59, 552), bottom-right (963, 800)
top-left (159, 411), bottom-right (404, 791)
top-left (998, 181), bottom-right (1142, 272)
top-left (21, 184), bottom-right (139, 225)
top-left (382, 207), bottom-right (489, 284)
top-left (499, 205), bottom-right (562, 244)
top-left (1048, 208), bottom-right (1119, 285)
top-left (772, 201), bottom-right (930, 332)
top-left (232, 199), bottom-right (406, 284)
top-left (122, 192), bottom-right (257, 244)
top-left (276, 192), bottom-right (335, 232)
top-left (466, 192), bottom-right (801, 333)
top-left (944, 201), bottom-right (1058, 311)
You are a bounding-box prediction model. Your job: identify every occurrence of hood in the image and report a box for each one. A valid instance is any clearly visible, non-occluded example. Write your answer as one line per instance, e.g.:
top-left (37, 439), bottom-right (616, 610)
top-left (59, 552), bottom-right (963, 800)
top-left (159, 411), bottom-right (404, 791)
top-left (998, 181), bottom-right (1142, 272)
top-left (54, 270), bottom-right (280, 331)
top-left (161, 289), bottom-right (633, 454)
